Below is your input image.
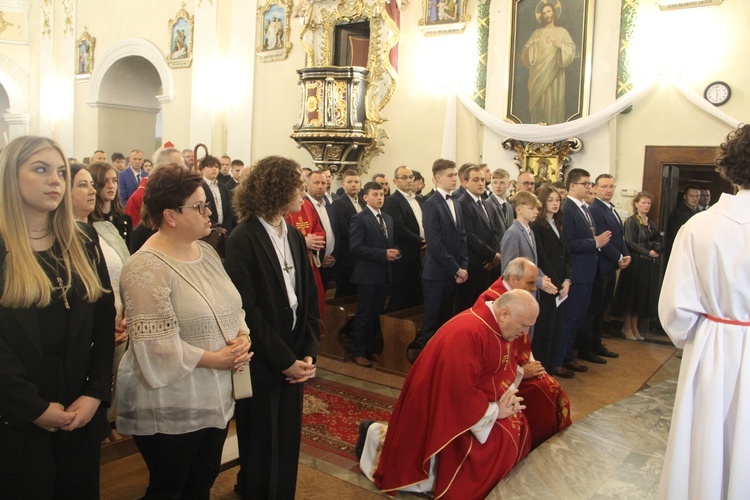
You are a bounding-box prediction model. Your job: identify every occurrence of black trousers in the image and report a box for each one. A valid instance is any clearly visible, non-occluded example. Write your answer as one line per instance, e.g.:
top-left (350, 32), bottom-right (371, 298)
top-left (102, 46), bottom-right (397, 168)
top-left (334, 265), bottom-right (356, 298)
top-left (235, 375), bottom-right (304, 500)
top-left (418, 278), bottom-right (458, 344)
top-left (455, 266), bottom-right (489, 312)
top-left (532, 292), bottom-right (565, 373)
top-left (579, 269), bottom-right (617, 355)
top-left (1, 426), bottom-right (102, 499)
top-left (133, 426), bottom-right (228, 500)
top-left (353, 283), bottom-right (388, 357)
top-left (385, 260), bottom-right (423, 312)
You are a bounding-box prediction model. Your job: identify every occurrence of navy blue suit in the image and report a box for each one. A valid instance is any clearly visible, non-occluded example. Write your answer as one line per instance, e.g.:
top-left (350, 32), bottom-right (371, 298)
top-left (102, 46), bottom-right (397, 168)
top-left (119, 167), bottom-right (148, 205)
top-left (558, 197), bottom-right (598, 367)
top-left (350, 208), bottom-right (395, 357)
top-left (456, 193), bottom-right (496, 311)
top-left (382, 190), bottom-right (424, 311)
top-left (418, 192), bottom-right (468, 344)
top-left (582, 197), bottom-right (630, 353)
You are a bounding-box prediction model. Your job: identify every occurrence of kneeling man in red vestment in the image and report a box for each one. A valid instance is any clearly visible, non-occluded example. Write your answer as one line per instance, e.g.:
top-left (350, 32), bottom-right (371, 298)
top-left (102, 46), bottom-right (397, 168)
top-left (357, 289), bottom-right (537, 499)
top-left (475, 257), bottom-right (572, 449)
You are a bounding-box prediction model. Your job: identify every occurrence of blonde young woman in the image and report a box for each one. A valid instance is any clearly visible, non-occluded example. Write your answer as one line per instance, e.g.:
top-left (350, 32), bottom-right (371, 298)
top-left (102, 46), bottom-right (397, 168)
top-left (0, 136), bottom-right (115, 498)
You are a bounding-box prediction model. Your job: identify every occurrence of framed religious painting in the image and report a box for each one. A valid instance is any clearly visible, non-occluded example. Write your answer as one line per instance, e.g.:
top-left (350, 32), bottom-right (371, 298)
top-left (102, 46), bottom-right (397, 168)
top-left (506, 0), bottom-right (594, 124)
top-left (166, 5), bottom-right (194, 68)
top-left (418, 0), bottom-right (470, 36)
top-left (256, 0), bottom-right (292, 63)
top-left (75, 29), bottom-right (95, 78)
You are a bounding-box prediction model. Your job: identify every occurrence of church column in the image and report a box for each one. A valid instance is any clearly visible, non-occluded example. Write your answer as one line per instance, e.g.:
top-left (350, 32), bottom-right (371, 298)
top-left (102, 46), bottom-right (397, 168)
top-left (58, 0), bottom-right (76, 154)
top-left (189, 0), bottom-right (218, 151)
top-left (38, 0), bottom-right (56, 136)
top-left (224, 0), bottom-right (256, 162)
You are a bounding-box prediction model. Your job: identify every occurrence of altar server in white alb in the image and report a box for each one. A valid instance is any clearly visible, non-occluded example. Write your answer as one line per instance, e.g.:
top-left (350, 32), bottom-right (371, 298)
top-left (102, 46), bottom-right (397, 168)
top-left (658, 124), bottom-right (750, 499)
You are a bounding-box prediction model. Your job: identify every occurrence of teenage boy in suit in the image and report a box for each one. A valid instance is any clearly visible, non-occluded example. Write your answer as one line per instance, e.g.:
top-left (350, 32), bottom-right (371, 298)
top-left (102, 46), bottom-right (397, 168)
top-left (349, 182), bottom-right (400, 367)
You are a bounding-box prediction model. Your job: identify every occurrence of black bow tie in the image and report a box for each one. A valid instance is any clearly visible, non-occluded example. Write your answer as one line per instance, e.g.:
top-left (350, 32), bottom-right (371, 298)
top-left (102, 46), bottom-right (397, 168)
top-left (445, 194), bottom-right (452, 200)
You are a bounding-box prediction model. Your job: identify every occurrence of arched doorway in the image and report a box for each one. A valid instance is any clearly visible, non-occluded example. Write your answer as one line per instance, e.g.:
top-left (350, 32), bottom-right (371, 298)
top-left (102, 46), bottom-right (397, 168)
top-left (88, 39), bottom-right (174, 157)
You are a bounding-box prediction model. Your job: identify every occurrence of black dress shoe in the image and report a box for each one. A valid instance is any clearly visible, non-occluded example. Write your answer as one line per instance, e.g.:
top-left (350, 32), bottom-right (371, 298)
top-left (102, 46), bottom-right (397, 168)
top-left (406, 338), bottom-right (425, 365)
top-left (579, 352), bottom-right (607, 364)
top-left (366, 353), bottom-right (381, 362)
top-left (355, 420), bottom-right (375, 460)
top-left (553, 367), bottom-right (575, 379)
top-left (595, 344), bottom-right (619, 358)
top-left (564, 360), bottom-right (588, 372)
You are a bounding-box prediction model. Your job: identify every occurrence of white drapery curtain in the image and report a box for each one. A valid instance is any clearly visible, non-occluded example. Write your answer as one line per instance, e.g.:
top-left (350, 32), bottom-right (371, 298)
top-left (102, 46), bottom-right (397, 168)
top-left (440, 80), bottom-right (744, 160)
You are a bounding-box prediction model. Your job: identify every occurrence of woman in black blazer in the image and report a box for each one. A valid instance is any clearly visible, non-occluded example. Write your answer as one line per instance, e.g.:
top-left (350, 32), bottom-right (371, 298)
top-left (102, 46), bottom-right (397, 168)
top-left (0, 136), bottom-right (115, 498)
top-left (530, 185), bottom-right (573, 378)
top-left (225, 156), bottom-right (320, 499)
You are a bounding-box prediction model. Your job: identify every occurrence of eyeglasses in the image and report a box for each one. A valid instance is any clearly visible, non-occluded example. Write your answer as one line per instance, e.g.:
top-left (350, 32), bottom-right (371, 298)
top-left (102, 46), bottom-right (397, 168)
top-left (177, 201), bottom-right (212, 215)
top-left (576, 182), bottom-right (594, 188)
top-left (396, 175), bottom-right (415, 180)
top-left (520, 181), bottom-right (535, 187)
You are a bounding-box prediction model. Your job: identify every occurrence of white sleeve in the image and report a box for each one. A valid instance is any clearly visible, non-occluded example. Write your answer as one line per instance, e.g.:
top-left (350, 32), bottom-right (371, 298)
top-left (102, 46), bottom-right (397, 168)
top-left (121, 255), bottom-right (205, 388)
top-left (470, 402), bottom-right (500, 444)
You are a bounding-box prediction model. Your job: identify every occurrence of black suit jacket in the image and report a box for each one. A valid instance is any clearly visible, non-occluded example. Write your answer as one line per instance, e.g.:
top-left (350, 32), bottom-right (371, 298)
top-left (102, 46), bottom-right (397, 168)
top-left (225, 218), bottom-right (320, 379)
top-left (422, 192), bottom-right (468, 281)
top-left (458, 193), bottom-right (497, 269)
top-left (589, 197), bottom-right (629, 275)
top-left (332, 195), bottom-right (365, 268)
top-left (349, 209), bottom-right (396, 285)
top-left (0, 224), bottom-right (115, 474)
top-left (530, 219), bottom-right (572, 289)
top-left (382, 190), bottom-right (423, 263)
top-left (202, 180), bottom-right (235, 234)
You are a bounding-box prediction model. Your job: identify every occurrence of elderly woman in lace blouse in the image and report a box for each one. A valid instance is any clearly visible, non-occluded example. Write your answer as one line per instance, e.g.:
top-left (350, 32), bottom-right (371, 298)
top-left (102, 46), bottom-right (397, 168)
top-left (116, 164), bottom-right (252, 499)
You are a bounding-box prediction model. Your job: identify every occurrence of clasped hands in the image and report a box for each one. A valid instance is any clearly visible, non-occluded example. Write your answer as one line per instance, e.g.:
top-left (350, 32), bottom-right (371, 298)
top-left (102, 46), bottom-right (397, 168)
top-left (497, 388), bottom-right (525, 419)
top-left (33, 395), bottom-right (101, 433)
top-left (283, 356), bottom-right (316, 384)
top-left (522, 360), bottom-right (546, 380)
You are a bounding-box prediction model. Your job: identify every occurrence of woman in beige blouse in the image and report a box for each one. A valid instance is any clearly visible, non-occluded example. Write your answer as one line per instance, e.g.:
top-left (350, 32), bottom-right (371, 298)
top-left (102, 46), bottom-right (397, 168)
top-left (117, 164), bottom-right (252, 499)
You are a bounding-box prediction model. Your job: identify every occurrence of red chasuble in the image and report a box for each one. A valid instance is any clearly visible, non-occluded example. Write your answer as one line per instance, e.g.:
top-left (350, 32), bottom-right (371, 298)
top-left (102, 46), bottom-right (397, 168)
top-left (373, 304), bottom-right (530, 499)
top-left (285, 199), bottom-right (326, 325)
top-left (474, 278), bottom-right (572, 449)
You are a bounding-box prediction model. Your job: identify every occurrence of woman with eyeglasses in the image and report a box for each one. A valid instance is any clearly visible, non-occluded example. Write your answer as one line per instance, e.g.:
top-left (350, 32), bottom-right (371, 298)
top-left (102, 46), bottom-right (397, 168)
top-left (0, 136), bottom-right (114, 498)
top-left (117, 164), bottom-right (252, 499)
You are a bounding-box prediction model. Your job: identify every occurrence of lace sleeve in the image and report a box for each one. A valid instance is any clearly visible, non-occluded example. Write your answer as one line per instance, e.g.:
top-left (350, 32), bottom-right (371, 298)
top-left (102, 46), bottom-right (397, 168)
top-left (120, 253), bottom-right (205, 388)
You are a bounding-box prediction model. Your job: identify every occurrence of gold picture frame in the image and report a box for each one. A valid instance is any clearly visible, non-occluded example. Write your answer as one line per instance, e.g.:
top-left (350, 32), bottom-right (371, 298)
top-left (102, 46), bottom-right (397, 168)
top-left (419, 0), bottom-right (470, 36)
top-left (167, 4), bottom-right (194, 69)
top-left (506, 0), bottom-right (595, 124)
top-left (256, 0), bottom-right (292, 62)
top-left (75, 28), bottom-right (95, 77)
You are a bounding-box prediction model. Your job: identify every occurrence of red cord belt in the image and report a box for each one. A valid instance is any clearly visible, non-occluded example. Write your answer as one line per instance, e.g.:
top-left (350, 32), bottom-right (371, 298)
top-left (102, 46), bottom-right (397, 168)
top-left (703, 313), bottom-right (750, 326)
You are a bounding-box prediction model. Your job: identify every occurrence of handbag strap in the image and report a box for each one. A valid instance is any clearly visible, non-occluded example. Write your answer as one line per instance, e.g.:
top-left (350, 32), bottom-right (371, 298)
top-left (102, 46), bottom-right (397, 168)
top-left (142, 248), bottom-right (232, 344)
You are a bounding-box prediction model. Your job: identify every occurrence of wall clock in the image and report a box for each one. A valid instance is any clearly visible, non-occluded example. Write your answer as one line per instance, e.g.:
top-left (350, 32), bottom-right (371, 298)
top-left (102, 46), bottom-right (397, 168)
top-left (704, 81), bottom-right (731, 106)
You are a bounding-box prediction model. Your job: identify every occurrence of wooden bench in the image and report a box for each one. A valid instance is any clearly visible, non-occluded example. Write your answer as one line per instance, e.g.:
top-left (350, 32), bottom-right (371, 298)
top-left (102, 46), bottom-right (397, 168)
top-left (377, 306), bottom-right (423, 377)
top-left (318, 295), bottom-right (357, 361)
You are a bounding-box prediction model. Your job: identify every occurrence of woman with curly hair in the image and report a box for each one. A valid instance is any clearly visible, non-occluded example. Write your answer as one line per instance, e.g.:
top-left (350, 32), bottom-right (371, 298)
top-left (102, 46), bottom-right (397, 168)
top-left (658, 124), bottom-right (750, 498)
top-left (225, 155), bottom-right (320, 499)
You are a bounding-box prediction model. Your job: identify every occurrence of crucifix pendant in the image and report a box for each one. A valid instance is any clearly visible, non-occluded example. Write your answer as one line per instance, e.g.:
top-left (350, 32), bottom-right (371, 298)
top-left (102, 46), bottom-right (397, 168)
top-left (56, 276), bottom-right (71, 309)
top-left (283, 260), bottom-right (293, 274)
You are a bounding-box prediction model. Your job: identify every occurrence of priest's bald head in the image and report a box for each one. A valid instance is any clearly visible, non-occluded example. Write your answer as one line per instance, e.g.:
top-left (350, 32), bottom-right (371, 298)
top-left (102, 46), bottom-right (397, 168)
top-left (493, 289), bottom-right (539, 342)
top-left (503, 257), bottom-right (539, 293)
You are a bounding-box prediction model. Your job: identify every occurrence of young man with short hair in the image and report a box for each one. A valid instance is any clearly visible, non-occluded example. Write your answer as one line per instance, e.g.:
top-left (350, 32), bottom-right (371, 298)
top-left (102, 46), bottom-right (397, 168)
top-left (407, 159), bottom-right (468, 361)
top-left (332, 169), bottom-right (365, 297)
top-left (349, 182), bottom-right (400, 366)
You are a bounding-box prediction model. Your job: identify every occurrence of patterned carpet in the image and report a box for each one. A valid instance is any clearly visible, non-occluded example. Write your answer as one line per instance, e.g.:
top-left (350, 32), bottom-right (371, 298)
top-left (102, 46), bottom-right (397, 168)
top-left (302, 378), bottom-right (396, 459)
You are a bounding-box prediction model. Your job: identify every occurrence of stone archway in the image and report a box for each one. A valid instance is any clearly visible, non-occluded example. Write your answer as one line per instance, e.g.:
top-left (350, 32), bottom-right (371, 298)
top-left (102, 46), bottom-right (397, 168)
top-left (87, 39), bottom-right (173, 156)
top-left (0, 52), bottom-right (31, 143)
